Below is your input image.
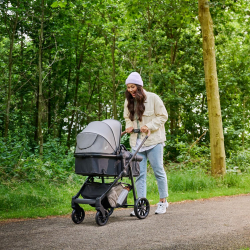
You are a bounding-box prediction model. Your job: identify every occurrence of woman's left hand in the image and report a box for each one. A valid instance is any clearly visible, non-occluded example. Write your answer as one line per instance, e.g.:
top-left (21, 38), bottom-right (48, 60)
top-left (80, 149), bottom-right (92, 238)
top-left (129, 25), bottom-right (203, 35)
top-left (140, 125), bottom-right (149, 133)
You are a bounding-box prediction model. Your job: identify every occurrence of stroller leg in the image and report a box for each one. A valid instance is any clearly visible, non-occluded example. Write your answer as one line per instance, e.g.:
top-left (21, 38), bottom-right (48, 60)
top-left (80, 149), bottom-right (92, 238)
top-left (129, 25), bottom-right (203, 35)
top-left (96, 197), bottom-right (106, 217)
top-left (128, 162), bottom-right (137, 203)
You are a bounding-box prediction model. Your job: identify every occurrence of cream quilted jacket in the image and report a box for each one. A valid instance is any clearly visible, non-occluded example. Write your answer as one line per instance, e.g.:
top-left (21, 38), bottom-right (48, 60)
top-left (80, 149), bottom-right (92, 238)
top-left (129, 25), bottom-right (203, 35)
top-left (123, 90), bottom-right (168, 147)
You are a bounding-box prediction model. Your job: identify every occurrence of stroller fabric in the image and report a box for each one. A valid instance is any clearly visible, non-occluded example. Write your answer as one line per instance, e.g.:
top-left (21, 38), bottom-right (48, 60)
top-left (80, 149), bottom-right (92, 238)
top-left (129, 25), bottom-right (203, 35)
top-left (75, 119), bottom-right (121, 155)
top-left (74, 119), bottom-right (142, 177)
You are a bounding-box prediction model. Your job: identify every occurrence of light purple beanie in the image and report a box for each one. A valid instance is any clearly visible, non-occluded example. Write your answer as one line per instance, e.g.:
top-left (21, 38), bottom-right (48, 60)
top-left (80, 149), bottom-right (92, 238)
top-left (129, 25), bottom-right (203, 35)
top-left (125, 72), bottom-right (143, 86)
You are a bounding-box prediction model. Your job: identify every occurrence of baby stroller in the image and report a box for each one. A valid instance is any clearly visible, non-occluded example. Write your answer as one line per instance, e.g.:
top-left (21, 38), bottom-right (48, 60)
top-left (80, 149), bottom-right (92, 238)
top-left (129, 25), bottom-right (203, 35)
top-left (71, 119), bottom-right (150, 226)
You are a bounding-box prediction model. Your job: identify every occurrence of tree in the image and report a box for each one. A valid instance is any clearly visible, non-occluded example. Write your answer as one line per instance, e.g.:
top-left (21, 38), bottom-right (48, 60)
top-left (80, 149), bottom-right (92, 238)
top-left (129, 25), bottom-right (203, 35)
top-left (198, 0), bottom-right (226, 176)
top-left (0, 0), bottom-right (249, 166)
top-left (2, 0), bottom-right (20, 138)
top-left (37, 0), bottom-right (45, 155)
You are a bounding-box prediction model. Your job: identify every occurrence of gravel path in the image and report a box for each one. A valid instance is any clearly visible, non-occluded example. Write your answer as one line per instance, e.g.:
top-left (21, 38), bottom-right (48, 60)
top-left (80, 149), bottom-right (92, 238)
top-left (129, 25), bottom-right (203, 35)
top-left (0, 194), bottom-right (250, 250)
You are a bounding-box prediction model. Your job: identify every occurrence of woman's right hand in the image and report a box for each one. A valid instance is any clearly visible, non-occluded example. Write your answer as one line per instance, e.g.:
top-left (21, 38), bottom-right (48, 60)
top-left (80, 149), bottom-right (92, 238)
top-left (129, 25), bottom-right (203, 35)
top-left (125, 127), bottom-right (134, 133)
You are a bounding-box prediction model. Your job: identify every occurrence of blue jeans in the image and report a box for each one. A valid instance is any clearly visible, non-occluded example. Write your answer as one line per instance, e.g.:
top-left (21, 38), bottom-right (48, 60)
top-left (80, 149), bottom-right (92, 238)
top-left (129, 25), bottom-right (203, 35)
top-left (132, 144), bottom-right (168, 199)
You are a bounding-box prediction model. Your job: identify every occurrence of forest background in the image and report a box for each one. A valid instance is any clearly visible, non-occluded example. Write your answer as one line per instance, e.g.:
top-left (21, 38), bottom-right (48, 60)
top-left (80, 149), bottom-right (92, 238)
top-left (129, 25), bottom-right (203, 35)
top-left (1, 0), bottom-right (250, 219)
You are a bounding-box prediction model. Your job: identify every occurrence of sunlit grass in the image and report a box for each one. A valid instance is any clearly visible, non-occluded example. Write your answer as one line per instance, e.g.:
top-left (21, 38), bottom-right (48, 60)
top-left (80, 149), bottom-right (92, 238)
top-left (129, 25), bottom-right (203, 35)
top-left (1, 171), bottom-right (250, 220)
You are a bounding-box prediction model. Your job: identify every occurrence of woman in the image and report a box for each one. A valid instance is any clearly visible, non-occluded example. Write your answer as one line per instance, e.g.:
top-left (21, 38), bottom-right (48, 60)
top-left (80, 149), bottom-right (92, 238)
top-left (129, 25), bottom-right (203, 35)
top-left (123, 72), bottom-right (169, 215)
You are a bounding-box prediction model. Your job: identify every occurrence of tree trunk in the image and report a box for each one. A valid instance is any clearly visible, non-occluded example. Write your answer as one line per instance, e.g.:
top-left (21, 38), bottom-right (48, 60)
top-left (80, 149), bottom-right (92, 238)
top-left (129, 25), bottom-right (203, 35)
top-left (200, 94), bottom-right (206, 135)
top-left (67, 72), bottom-right (79, 149)
top-left (58, 67), bottom-right (71, 140)
top-left (111, 27), bottom-right (117, 119)
top-left (66, 23), bottom-right (89, 149)
top-left (147, 7), bottom-right (152, 87)
top-left (198, 0), bottom-right (226, 176)
top-left (242, 96), bottom-right (247, 149)
top-left (20, 24), bottom-right (24, 128)
top-left (38, 0), bottom-right (44, 155)
top-left (169, 39), bottom-right (178, 136)
top-left (4, 3), bottom-right (19, 138)
top-left (66, 51), bottom-right (83, 149)
top-left (48, 52), bottom-right (52, 134)
top-left (34, 85), bottom-right (39, 142)
top-left (98, 75), bottom-right (102, 121)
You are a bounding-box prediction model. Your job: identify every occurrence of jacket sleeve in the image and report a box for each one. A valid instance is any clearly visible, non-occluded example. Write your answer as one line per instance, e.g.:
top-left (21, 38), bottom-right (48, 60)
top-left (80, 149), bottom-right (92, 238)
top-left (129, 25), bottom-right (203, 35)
top-left (145, 95), bottom-right (168, 131)
top-left (123, 99), bottom-right (134, 129)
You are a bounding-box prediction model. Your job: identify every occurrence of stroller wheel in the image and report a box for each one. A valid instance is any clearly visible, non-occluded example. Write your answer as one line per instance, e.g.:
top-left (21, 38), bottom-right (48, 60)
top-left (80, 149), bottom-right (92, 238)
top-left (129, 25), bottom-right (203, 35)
top-left (95, 210), bottom-right (109, 226)
top-left (134, 197), bottom-right (150, 219)
top-left (71, 208), bottom-right (85, 224)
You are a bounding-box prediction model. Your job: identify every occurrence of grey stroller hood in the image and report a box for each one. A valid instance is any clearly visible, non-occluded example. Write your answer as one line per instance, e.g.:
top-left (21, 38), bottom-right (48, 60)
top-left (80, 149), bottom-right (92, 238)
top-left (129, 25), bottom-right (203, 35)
top-left (75, 119), bottom-right (121, 155)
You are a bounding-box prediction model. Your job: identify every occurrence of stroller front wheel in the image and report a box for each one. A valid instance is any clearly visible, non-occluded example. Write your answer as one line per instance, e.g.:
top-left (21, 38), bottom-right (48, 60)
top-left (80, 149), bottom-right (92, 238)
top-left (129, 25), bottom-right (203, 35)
top-left (95, 210), bottom-right (109, 226)
top-left (71, 208), bottom-right (85, 224)
top-left (134, 197), bottom-right (150, 219)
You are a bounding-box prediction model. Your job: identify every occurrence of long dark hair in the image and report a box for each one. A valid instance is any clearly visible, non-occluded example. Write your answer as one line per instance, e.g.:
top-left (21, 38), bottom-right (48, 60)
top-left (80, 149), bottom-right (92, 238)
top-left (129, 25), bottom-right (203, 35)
top-left (125, 85), bottom-right (146, 122)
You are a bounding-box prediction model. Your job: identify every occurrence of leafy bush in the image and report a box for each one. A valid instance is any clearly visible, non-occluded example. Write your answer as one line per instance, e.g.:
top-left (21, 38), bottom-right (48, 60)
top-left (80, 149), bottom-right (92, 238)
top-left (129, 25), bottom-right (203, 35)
top-left (164, 138), bottom-right (211, 173)
top-left (0, 137), bottom-right (76, 183)
top-left (0, 137), bottom-right (32, 180)
top-left (165, 138), bottom-right (250, 175)
top-left (226, 149), bottom-right (250, 173)
top-left (120, 133), bottom-right (130, 150)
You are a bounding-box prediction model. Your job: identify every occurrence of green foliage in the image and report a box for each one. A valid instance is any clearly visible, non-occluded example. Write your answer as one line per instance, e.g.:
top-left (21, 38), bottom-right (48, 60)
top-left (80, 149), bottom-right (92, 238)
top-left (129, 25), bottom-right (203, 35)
top-left (51, 1), bottom-right (67, 8)
top-left (1, 0), bottom-right (250, 221)
top-left (164, 135), bottom-right (250, 175)
top-left (169, 171), bottom-right (216, 192)
top-left (0, 137), bottom-right (75, 183)
top-left (120, 133), bottom-right (131, 150)
top-left (0, 180), bottom-right (82, 219)
top-left (164, 137), bottom-right (211, 172)
top-left (1, 0), bottom-right (250, 216)
top-left (226, 149), bottom-right (250, 173)
top-left (1, 169), bottom-right (249, 220)
top-left (1, 0), bottom-right (250, 164)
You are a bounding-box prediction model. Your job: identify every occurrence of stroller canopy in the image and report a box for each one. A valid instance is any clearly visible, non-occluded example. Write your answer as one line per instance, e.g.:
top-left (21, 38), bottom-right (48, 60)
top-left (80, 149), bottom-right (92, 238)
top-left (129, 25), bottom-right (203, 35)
top-left (75, 119), bottom-right (122, 155)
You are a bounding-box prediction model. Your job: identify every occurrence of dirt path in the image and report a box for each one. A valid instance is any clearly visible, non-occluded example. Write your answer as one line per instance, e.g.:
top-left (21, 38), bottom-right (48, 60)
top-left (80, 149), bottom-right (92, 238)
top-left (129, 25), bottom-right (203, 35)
top-left (0, 194), bottom-right (250, 250)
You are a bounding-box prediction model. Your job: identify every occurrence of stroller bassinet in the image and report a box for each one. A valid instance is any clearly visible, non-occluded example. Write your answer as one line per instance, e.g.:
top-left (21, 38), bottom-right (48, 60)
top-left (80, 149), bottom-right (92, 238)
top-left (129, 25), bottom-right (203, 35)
top-left (74, 119), bottom-right (141, 177)
top-left (71, 119), bottom-right (150, 226)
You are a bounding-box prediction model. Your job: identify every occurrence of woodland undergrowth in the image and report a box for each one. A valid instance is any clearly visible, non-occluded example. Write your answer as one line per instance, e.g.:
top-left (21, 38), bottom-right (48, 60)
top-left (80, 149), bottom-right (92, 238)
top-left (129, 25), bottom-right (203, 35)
top-left (1, 137), bottom-right (250, 219)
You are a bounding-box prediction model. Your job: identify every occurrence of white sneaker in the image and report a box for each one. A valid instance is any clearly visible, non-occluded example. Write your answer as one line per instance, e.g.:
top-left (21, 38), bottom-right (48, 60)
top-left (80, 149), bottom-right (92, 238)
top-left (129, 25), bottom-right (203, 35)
top-left (130, 210), bottom-right (135, 216)
top-left (155, 201), bottom-right (169, 214)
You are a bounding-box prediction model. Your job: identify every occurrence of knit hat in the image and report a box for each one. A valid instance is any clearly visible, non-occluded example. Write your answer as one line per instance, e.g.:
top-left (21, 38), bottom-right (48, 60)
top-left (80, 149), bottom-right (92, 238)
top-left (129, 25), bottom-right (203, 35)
top-left (125, 72), bottom-right (143, 86)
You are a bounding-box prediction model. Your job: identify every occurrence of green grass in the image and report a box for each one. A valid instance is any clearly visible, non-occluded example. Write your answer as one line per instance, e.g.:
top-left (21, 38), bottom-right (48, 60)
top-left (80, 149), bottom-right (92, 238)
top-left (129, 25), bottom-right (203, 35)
top-left (144, 170), bottom-right (250, 205)
top-left (0, 180), bottom-right (82, 220)
top-left (1, 171), bottom-right (250, 220)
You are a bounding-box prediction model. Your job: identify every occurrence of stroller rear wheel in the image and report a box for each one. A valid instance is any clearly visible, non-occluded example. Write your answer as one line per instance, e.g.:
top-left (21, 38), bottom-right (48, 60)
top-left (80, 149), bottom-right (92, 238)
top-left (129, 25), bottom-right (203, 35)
top-left (134, 197), bottom-right (150, 219)
top-left (95, 210), bottom-right (109, 226)
top-left (71, 207), bottom-right (85, 224)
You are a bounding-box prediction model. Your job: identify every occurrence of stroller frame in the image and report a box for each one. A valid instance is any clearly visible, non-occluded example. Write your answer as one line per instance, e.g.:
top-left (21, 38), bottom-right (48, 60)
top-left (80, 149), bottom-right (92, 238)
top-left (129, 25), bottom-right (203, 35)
top-left (71, 130), bottom-right (150, 226)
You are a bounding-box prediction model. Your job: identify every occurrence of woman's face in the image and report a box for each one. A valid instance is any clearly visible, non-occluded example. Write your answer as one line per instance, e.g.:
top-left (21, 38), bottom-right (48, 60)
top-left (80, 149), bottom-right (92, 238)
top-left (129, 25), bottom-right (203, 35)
top-left (127, 84), bottom-right (138, 98)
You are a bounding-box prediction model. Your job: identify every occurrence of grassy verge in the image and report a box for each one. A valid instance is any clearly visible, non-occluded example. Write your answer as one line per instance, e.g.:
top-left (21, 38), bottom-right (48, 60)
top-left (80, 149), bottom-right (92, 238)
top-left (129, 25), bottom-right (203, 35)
top-left (0, 181), bottom-right (81, 219)
top-left (1, 171), bottom-right (250, 220)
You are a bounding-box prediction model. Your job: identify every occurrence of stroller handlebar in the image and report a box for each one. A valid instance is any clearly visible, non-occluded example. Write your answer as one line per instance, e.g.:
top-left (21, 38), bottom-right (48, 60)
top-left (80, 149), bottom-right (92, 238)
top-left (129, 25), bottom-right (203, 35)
top-left (121, 129), bottom-right (151, 137)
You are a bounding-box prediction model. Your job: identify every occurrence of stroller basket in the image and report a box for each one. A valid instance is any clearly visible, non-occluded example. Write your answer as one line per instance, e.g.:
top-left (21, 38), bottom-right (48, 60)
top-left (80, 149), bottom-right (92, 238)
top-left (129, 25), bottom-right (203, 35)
top-left (80, 182), bottom-right (111, 199)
